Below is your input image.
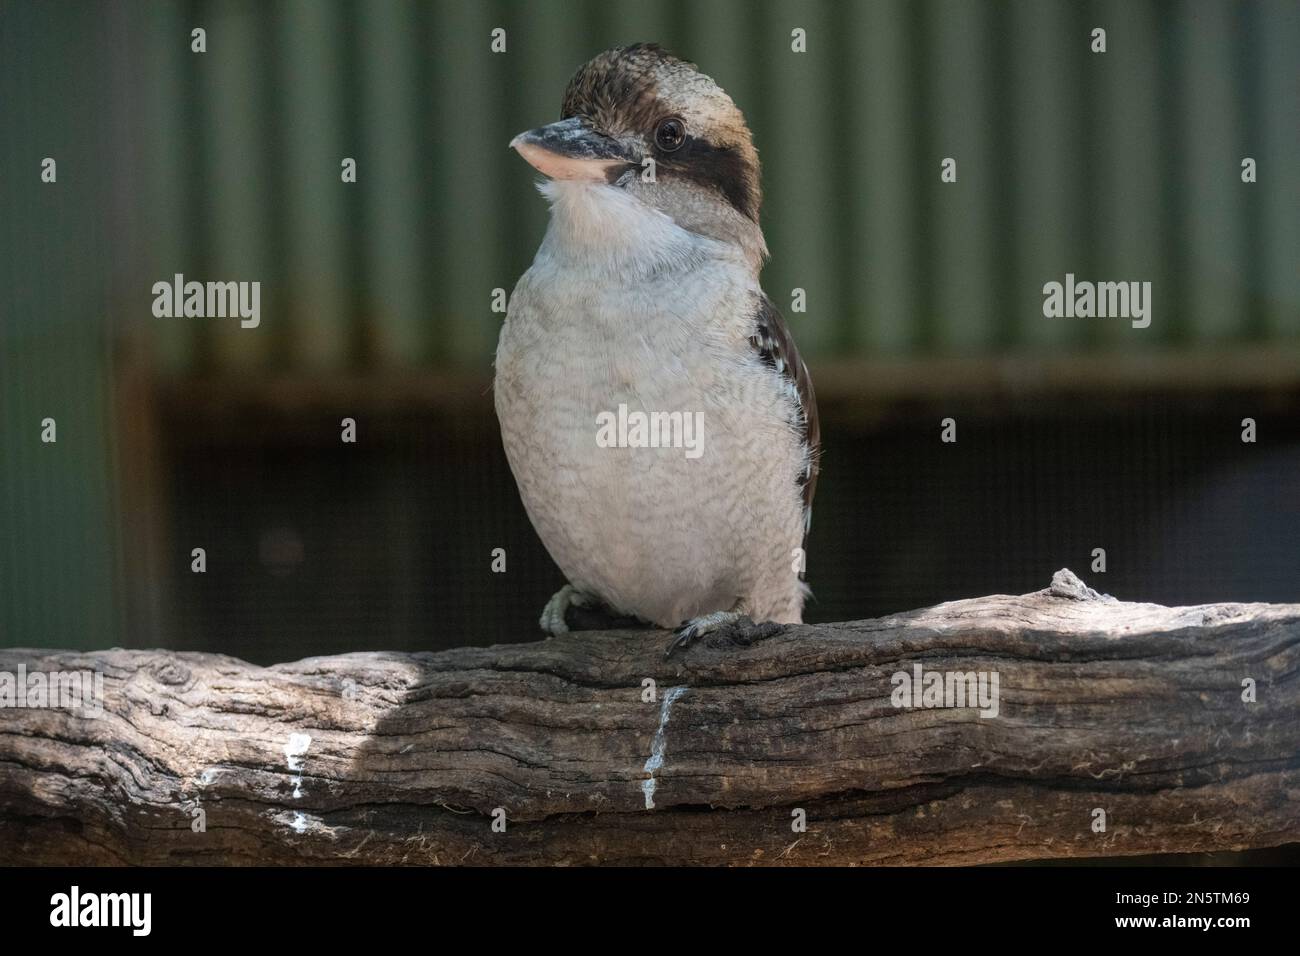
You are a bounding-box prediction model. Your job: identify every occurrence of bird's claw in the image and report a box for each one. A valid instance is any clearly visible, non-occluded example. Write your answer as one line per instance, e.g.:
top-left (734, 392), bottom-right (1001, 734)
top-left (540, 584), bottom-right (594, 636)
top-left (666, 611), bottom-right (783, 659)
top-left (664, 627), bottom-right (700, 659)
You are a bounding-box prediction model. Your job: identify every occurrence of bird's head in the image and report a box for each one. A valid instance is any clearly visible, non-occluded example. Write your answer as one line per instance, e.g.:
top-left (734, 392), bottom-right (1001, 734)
top-left (510, 44), bottom-right (764, 260)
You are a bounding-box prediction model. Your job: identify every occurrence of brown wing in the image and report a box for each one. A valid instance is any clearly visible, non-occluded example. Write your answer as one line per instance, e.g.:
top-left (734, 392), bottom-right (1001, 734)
top-left (749, 294), bottom-right (820, 543)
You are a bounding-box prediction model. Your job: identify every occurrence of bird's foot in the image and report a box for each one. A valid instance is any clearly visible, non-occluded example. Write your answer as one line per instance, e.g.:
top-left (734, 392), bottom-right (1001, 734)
top-left (540, 585), bottom-right (595, 636)
top-left (666, 611), bottom-right (784, 658)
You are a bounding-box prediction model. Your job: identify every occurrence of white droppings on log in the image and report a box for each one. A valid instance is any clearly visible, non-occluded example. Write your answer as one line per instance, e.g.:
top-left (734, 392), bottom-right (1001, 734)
top-left (642, 686), bottom-right (686, 810)
top-left (284, 733), bottom-right (312, 799)
top-left (272, 809), bottom-right (326, 835)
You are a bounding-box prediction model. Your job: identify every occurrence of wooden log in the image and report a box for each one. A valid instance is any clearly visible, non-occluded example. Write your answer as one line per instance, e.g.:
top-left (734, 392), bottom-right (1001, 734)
top-left (1, 570), bottom-right (1296, 865)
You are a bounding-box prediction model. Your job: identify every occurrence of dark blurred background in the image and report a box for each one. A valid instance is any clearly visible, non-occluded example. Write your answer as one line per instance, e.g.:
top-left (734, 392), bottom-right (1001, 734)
top-left (1, 0), bottom-right (1298, 666)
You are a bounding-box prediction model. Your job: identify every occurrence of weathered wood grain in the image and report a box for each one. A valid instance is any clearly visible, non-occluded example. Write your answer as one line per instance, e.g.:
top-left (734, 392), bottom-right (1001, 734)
top-left (1, 570), bottom-right (1296, 865)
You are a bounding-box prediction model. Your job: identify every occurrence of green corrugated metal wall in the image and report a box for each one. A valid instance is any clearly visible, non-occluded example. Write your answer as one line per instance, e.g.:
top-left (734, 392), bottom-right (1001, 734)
top-left (1, 1), bottom-right (122, 648)
top-left (2, 0), bottom-right (1298, 649)
top-left (130, 0), bottom-right (1299, 372)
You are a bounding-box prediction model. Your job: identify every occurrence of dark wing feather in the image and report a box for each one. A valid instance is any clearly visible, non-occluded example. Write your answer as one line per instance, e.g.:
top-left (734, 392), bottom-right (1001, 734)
top-left (749, 294), bottom-right (820, 541)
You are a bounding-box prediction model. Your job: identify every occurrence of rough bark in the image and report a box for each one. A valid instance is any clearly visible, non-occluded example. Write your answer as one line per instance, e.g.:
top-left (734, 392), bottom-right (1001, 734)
top-left (1, 570), bottom-right (1297, 866)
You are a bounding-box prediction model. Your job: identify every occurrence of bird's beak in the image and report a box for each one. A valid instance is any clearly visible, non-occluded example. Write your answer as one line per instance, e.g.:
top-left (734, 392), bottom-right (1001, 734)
top-left (510, 117), bottom-right (633, 182)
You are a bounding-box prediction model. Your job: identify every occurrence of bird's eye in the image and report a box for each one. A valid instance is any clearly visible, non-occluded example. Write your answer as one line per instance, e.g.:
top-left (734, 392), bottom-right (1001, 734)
top-left (654, 117), bottom-right (686, 152)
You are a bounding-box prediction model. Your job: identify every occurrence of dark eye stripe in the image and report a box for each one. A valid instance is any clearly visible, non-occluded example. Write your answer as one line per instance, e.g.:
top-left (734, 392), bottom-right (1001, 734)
top-left (658, 135), bottom-right (759, 222)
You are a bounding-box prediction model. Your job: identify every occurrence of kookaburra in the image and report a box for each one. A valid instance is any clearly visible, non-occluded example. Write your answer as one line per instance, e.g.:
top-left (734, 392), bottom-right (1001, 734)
top-left (494, 43), bottom-right (819, 655)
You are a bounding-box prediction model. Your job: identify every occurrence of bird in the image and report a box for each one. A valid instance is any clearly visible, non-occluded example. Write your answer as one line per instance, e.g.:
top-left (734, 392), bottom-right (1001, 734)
top-left (494, 43), bottom-right (819, 656)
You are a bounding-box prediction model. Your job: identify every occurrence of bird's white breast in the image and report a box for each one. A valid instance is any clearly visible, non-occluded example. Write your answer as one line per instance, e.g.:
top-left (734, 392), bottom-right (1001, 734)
top-left (495, 182), bottom-right (807, 627)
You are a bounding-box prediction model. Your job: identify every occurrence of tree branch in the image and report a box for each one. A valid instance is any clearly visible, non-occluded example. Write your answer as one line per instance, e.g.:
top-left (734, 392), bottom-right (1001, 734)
top-left (1, 570), bottom-right (1297, 865)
